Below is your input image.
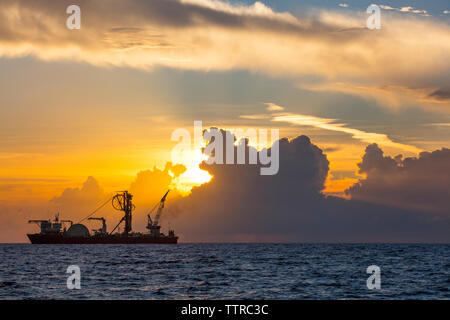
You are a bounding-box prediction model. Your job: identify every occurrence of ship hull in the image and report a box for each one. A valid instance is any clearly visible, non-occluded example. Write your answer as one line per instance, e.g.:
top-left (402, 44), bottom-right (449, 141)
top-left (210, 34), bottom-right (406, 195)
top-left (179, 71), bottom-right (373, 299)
top-left (27, 234), bottom-right (178, 244)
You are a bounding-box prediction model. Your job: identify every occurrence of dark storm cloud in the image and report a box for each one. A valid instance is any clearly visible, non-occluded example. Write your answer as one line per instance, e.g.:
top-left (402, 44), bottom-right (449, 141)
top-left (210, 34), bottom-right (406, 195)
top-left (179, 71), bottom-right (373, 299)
top-left (346, 144), bottom-right (450, 215)
top-left (172, 130), bottom-right (450, 242)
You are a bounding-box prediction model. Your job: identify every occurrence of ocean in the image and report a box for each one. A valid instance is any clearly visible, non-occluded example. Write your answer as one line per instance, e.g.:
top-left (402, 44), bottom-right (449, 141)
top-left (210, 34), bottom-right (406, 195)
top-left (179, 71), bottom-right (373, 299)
top-left (0, 243), bottom-right (449, 299)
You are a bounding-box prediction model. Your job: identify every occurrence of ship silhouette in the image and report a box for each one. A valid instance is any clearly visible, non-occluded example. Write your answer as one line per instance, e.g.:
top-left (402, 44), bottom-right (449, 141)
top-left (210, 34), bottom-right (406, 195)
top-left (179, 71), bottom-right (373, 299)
top-left (27, 190), bottom-right (178, 244)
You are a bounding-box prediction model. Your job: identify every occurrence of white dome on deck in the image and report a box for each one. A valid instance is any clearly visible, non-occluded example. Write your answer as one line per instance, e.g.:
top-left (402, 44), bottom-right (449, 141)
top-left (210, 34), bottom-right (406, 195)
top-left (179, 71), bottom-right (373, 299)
top-left (66, 224), bottom-right (90, 237)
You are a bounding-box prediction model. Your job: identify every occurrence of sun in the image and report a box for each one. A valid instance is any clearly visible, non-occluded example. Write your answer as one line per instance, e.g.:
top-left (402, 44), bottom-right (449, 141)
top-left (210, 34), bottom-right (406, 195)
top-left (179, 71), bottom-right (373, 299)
top-left (171, 149), bottom-right (212, 195)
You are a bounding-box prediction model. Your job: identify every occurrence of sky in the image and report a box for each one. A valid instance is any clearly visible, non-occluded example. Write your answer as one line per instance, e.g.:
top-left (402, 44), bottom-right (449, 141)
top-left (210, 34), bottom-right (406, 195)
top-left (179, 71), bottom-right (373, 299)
top-left (0, 0), bottom-right (449, 242)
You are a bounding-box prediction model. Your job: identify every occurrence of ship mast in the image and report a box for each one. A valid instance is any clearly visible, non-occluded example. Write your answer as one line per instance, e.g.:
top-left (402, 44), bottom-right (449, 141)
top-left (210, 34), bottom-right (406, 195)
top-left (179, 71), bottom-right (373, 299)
top-left (111, 191), bottom-right (134, 236)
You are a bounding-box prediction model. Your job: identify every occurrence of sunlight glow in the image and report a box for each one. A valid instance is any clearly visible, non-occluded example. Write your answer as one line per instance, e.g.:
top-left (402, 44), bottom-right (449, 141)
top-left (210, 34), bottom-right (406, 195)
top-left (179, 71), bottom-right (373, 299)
top-left (171, 149), bottom-right (212, 195)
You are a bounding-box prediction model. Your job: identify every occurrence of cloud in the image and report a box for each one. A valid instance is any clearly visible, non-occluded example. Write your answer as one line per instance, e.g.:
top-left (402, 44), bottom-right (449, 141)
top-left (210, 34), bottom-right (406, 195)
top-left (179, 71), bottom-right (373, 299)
top-left (0, 178), bottom-right (68, 182)
top-left (380, 4), bottom-right (429, 16)
top-left (0, 177), bottom-right (111, 242)
top-left (400, 7), bottom-right (427, 15)
top-left (125, 162), bottom-right (186, 228)
top-left (329, 170), bottom-right (358, 180)
top-left (171, 129), bottom-right (450, 242)
top-left (346, 144), bottom-right (450, 215)
top-left (339, 4), bottom-right (349, 8)
top-left (129, 162), bottom-right (186, 207)
top-left (50, 176), bottom-right (113, 221)
top-left (298, 82), bottom-right (450, 111)
top-left (265, 102), bottom-right (284, 111)
top-left (0, 0), bottom-right (448, 110)
top-left (51, 176), bottom-right (106, 207)
top-left (239, 114), bottom-right (270, 120)
top-left (272, 113), bottom-right (421, 153)
top-left (242, 103), bottom-right (422, 154)
top-left (428, 86), bottom-right (450, 101)
top-left (426, 123), bottom-right (450, 127)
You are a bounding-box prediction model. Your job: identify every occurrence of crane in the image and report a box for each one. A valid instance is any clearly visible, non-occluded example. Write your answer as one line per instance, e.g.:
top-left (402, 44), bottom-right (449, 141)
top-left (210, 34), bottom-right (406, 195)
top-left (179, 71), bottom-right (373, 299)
top-left (146, 190), bottom-right (170, 237)
top-left (88, 217), bottom-right (107, 235)
top-left (153, 190), bottom-right (170, 227)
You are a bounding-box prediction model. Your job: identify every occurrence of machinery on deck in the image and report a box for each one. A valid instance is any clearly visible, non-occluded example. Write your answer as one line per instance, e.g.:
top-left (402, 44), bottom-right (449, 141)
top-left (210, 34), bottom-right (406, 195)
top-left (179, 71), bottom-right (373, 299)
top-left (27, 190), bottom-right (177, 244)
top-left (88, 217), bottom-right (107, 236)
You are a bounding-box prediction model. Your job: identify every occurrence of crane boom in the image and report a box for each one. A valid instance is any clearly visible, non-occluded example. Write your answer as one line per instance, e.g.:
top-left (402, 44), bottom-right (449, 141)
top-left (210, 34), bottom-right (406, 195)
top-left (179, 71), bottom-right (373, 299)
top-left (153, 190), bottom-right (170, 227)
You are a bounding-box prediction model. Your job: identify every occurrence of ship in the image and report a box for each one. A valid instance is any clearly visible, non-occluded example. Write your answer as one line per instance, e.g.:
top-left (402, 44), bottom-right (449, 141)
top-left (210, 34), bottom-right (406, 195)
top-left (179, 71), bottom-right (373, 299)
top-left (27, 190), bottom-right (178, 244)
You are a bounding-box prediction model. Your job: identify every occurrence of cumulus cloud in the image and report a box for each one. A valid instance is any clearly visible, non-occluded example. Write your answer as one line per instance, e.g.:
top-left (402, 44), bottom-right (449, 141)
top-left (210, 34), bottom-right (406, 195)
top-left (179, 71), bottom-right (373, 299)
top-left (51, 176), bottom-right (106, 208)
top-left (129, 162), bottom-right (186, 206)
top-left (128, 162), bottom-right (186, 227)
top-left (0, 177), bottom-right (111, 242)
top-left (50, 176), bottom-right (114, 221)
top-left (346, 144), bottom-right (450, 215)
top-left (0, 0), bottom-right (449, 109)
top-left (50, 163), bottom-right (185, 212)
top-left (172, 129), bottom-right (450, 242)
top-left (0, 177), bottom-right (116, 241)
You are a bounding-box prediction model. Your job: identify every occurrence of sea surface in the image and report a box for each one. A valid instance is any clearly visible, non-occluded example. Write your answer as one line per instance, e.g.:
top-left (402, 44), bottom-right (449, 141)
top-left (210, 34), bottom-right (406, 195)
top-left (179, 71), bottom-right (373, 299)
top-left (0, 243), bottom-right (449, 299)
